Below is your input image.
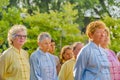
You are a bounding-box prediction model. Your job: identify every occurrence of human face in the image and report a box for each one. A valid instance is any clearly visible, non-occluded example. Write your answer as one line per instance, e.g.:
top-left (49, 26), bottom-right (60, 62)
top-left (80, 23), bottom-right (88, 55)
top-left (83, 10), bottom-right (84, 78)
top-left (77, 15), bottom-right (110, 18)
top-left (90, 28), bottom-right (106, 46)
top-left (12, 31), bottom-right (27, 49)
top-left (49, 42), bottom-right (55, 54)
top-left (63, 49), bottom-right (73, 61)
top-left (118, 56), bottom-right (120, 62)
top-left (100, 31), bottom-right (110, 48)
top-left (73, 43), bottom-right (84, 58)
top-left (38, 38), bottom-right (51, 53)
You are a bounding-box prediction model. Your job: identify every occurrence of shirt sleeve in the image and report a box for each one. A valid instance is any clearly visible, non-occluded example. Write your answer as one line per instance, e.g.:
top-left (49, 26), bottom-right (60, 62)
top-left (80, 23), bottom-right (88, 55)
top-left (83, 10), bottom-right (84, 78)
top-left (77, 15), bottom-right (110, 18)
top-left (0, 52), bottom-right (11, 79)
top-left (73, 48), bottom-right (89, 80)
top-left (58, 63), bottom-right (67, 80)
top-left (30, 54), bottom-right (42, 80)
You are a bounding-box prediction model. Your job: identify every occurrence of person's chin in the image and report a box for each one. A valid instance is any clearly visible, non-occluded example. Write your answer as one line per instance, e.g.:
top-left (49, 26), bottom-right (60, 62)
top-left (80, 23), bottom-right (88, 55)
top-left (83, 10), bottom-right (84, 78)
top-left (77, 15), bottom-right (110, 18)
top-left (19, 43), bottom-right (24, 46)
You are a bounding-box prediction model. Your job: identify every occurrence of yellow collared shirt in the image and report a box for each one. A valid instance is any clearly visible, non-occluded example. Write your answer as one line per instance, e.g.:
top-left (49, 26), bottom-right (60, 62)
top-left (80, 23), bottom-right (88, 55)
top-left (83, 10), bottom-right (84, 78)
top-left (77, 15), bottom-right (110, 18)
top-left (0, 46), bottom-right (30, 80)
top-left (58, 58), bottom-right (76, 80)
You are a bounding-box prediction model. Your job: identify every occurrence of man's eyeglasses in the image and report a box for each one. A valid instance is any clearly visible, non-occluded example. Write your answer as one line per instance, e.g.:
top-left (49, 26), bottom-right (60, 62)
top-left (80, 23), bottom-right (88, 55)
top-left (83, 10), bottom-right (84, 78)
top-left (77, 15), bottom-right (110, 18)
top-left (15, 34), bottom-right (27, 38)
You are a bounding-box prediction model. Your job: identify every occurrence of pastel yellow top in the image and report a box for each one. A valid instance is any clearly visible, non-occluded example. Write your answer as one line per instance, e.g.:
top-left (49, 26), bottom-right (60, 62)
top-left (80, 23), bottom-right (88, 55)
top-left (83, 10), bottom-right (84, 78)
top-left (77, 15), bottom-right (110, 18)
top-left (58, 58), bottom-right (75, 80)
top-left (0, 46), bottom-right (30, 80)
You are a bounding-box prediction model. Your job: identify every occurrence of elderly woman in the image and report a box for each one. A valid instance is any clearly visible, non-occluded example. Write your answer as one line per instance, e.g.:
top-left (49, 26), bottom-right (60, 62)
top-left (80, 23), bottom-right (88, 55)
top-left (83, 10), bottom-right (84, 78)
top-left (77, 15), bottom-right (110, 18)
top-left (74, 21), bottom-right (111, 80)
top-left (30, 32), bottom-right (58, 80)
top-left (101, 27), bottom-right (120, 80)
top-left (0, 25), bottom-right (30, 80)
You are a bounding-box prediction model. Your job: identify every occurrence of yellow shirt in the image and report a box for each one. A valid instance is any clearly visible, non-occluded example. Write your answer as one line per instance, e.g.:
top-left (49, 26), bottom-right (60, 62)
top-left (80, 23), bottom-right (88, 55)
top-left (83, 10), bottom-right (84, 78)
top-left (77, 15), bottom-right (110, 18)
top-left (58, 58), bottom-right (75, 80)
top-left (0, 46), bottom-right (30, 80)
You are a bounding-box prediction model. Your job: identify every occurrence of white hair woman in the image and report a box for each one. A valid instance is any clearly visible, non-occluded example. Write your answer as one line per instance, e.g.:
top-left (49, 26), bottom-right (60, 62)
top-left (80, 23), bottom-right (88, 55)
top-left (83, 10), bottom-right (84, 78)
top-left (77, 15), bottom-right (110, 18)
top-left (30, 32), bottom-right (58, 80)
top-left (0, 25), bottom-right (30, 80)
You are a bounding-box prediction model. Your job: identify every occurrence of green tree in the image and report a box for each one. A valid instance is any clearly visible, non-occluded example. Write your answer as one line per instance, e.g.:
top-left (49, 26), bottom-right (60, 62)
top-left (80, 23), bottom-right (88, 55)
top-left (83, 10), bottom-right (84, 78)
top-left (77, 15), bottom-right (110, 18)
top-left (1, 0), bottom-right (120, 55)
top-left (0, 7), bottom-right (22, 53)
top-left (0, 0), bottom-right (9, 11)
top-left (103, 16), bottom-right (120, 53)
top-left (23, 2), bottom-right (87, 55)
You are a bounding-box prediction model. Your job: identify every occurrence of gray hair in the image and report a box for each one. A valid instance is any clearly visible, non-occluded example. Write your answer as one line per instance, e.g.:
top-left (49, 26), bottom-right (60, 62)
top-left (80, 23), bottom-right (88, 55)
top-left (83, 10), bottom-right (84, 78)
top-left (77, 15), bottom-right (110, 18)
top-left (37, 32), bottom-right (51, 42)
top-left (117, 52), bottom-right (120, 58)
top-left (72, 42), bottom-right (83, 51)
top-left (7, 24), bottom-right (27, 46)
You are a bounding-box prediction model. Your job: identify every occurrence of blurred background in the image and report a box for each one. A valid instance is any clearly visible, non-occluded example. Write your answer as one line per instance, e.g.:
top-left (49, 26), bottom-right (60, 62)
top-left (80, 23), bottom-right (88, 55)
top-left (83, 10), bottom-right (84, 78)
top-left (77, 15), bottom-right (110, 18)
top-left (0, 0), bottom-right (120, 55)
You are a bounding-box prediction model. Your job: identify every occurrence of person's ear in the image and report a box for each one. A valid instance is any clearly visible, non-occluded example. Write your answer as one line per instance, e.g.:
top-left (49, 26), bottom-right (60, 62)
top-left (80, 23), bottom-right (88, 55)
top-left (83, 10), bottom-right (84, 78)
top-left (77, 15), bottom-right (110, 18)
top-left (38, 42), bottom-right (41, 47)
top-left (88, 33), bottom-right (93, 39)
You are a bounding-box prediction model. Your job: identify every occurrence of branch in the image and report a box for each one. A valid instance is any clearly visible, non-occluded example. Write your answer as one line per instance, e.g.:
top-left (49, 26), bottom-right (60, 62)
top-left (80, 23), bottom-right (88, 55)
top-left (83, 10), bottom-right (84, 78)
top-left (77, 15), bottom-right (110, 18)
top-left (99, 0), bottom-right (112, 17)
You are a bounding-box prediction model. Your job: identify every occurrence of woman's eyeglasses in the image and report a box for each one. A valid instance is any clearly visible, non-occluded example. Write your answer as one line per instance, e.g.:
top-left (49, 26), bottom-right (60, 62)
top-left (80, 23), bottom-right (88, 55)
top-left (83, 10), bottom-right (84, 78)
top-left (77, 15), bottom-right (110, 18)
top-left (15, 34), bottom-right (27, 38)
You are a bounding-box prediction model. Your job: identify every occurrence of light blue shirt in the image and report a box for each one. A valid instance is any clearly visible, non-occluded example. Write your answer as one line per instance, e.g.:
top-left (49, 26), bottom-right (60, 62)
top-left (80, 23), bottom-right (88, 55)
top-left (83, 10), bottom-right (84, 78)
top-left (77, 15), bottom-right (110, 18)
top-left (74, 41), bottom-right (111, 80)
top-left (30, 48), bottom-right (58, 80)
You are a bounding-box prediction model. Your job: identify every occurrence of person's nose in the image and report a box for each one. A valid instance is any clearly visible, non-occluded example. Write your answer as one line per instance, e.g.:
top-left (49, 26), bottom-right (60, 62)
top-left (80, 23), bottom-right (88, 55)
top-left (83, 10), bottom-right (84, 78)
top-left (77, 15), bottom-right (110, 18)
top-left (48, 43), bottom-right (51, 48)
top-left (101, 32), bottom-right (106, 37)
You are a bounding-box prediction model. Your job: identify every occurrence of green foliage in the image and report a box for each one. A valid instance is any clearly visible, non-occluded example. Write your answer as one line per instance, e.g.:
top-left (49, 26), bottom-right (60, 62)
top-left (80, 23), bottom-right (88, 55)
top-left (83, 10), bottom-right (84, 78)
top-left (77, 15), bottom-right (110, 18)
top-left (1, 0), bottom-right (119, 56)
top-left (73, 0), bottom-right (99, 9)
top-left (0, 0), bottom-right (9, 11)
top-left (0, 20), bottom-right (9, 53)
top-left (23, 2), bottom-right (87, 55)
top-left (103, 16), bottom-right (120, 53)
top-left (2, 7), bottom-right (22, 25)
top-left (0, 7), bottom-right (23, 53)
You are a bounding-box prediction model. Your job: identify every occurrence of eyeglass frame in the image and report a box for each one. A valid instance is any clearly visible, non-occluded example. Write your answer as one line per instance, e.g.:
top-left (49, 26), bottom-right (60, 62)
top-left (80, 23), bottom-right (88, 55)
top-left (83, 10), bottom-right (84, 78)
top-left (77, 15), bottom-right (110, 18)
top-left (13, 34), bottom-right (27, 39)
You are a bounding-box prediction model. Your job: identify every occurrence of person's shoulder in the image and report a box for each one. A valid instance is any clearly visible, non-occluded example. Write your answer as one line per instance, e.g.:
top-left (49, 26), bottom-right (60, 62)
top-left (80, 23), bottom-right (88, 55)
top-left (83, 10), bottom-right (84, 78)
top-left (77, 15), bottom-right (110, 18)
top-left (0, 47), bottom-right (13, 59)
top-left (108, 49), bottom-right (115, 54)
top-left (80, 43), bottom-right (89, 53)
top-left (64, 58), bottom-right (75, 65)
top-left (54, 55), bottom-right (59, 60)
top-left (62, 59), bottom-right (75, 68)
top-left (2, 47), bottom-right (13, 55)
top-left (48, 53), bottom-right (56, 60)
top-left (54, 55), bottom-right (60, 64)
top-left (81, 42), bottom-right (95, 52)
top-left (83, 42), bottom-right (91, 48)
top-left (21, 49), bottom-right (28, 53)
top-left (47, 53), bottom-right (57, 62)
top-left (30, 50), bottom-right (39, 58)
top-left (77, 43), bottom-right (92, 59)
top-left (48, 52), bottom-right (54, 57)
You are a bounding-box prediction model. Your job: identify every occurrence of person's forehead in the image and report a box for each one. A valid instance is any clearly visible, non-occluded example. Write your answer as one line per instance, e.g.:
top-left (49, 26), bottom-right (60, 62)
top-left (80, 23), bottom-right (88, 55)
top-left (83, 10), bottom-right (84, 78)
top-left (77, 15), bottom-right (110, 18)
top-left (42, 38), bottom-right (51, 42)
top-left (76, 44), bottom-right (83, 49)
top-left (65, 49), bottom-right (72, 53)
top-left (95, 28), bottom-right (105, 31)
top-left (51, 42), bottom-right (55, 44)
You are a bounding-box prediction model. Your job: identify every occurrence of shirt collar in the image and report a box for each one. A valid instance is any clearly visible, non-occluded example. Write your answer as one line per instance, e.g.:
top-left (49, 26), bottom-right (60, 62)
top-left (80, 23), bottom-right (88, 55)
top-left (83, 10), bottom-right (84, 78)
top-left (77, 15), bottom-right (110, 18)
top-left (89, 41), bottom-right (100, 49)
top-left (90, 41), bottom-right (108, 55)
top-left (37, 47), bottom-right (47, 55)
top-left (11, 46), bottom-right (22, 54)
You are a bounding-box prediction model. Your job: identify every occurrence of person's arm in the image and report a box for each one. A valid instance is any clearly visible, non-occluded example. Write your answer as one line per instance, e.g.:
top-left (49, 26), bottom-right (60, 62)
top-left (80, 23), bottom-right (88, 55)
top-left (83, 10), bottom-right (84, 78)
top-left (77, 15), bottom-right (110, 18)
top-left (30, 54), bottom-right (42, 80)
top-left (55, 56), bottom-right (61, 75)
top-left (73, 48), bottom-right (88, 80)
top-left (109, 49), bottom-right (117, 59)
top-left (0, 55), bottom-right (6, 79)
top-left (58, 63), bottom-right (67, 80)
top-left (0, 52), bottom-right (11, 79)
